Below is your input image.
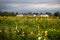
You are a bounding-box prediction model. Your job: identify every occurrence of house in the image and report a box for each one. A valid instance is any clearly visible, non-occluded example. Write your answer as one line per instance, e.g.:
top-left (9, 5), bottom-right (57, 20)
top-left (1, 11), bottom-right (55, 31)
top-left (17, 15), bottom-right (23, 16)
top-left (40, 14), bottom-right (49, 17)
top-left (17, 13), bottom-right (24, 16)
top-left (33, 14), bottom-right (36, 16)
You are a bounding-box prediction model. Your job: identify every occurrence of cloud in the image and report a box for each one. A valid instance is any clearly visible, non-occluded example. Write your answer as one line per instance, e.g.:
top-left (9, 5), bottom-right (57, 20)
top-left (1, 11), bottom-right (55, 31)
top-left (0, 0), bottom-right (60, 4)
top-left (6, 3), bottom-right (60, 9)
top-left (0, 0), bottom-right (60, 13)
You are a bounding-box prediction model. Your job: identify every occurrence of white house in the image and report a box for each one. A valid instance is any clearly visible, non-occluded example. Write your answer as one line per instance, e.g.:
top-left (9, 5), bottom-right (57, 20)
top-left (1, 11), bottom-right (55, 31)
top-left (33, 14), bottom-right (36, 16)
top-left (17, 15), bottom-right (23, 16)
top-left (40, 14), bottom-right (49, 17)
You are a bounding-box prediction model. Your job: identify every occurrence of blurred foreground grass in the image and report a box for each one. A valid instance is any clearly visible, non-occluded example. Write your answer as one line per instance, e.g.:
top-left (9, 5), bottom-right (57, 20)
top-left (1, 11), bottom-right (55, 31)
top-left (0, 16), bottom-right (60, 40)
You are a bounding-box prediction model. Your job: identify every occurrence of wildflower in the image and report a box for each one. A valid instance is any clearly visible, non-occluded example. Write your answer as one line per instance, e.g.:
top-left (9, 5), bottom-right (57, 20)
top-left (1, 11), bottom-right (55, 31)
top-left (15, 26), bottom-right (17, 30)
top-left (47, 18), bottom-right (51, 21)
top-left (38, 36), bottom-right (41, 40)
top-left (36, 17), bottom-right (38, 21)
top-left (14, 31), bottom-right (16, 33)
top-left (44, 31), bottom-right (48, 36)
top-left (41, 18), bottom-right (43, 20)
top-left (38, 33), bottom-right (40, 36)
top-left (21, 32), bottom-right (25, 37)
top-left (57, 17), bottom-right (59, 19)
top-left (37, 26), bottom-right (40, 29)
top-left (30, 31), bottom-right (33, 35)
top-left (37, 33), bottom-right (41, 38)
top-left (53, 29), bottom-right (56, 31)
top-left (45, 31), bottom-right (47, 33)
top-left (0, 29), bottom-right (5, 33)
top-left (0, 30), bottom-right (2, 33)
top-left (33, 20), bottom-right (35, 22)
top-left (17, 30), bottom-right (19, 32)
top-left (44, 38), bottom-right (46, 40)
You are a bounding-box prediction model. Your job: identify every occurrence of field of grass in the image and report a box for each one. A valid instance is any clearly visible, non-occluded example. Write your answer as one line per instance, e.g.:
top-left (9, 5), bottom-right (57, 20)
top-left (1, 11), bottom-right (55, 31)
top-left (0, 16), bottom-right (60, 40)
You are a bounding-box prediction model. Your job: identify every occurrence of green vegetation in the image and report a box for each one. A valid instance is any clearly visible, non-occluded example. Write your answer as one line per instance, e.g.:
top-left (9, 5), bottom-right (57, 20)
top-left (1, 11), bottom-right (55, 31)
top-left (0, 11), bottom-right (60, 17)
top-left (0, 16), bottom-right (60, 40)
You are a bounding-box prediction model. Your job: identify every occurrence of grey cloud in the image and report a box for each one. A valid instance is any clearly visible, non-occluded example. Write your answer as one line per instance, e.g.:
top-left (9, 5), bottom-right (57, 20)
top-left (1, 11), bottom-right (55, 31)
top-left (0, 0), bottom-right (60, 13)
top-left (0, 0), bottom-right (60, 4)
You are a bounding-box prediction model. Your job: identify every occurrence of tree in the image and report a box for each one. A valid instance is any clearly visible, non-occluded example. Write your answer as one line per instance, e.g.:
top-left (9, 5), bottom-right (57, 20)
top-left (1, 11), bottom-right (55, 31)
top-left (45, 12), bottom-right (52, 16)
top-left (0, 11), bottom-right (2, 16)
top-left (15, 12), bottom-right (18, 15)
top-left (0, 11), bottom-right (16, 16)
top-left (28, 12), bottom-right (32, 15)
top-left (33, 13), bottom-right (39, 15)
top-left (40, 12), bottom-right (43, 15)
top-left (54, 11), bottom-right (60, 17)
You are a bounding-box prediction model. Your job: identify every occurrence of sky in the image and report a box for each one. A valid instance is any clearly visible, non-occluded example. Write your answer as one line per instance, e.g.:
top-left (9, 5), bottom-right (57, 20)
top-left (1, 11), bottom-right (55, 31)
top-left (0, 0), bottom-right (60, 13)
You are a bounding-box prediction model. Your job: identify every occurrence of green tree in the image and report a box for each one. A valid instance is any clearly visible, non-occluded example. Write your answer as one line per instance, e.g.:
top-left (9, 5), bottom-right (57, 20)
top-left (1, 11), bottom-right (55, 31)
top-left (45, 12), bottom-right (52, 16)
top-left (54, 11), bottom-right (60, 17)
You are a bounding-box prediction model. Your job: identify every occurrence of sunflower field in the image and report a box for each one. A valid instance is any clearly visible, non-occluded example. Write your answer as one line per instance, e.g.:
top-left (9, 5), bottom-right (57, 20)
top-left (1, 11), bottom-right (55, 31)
top-left (0, 16), bottom-right (60, 40)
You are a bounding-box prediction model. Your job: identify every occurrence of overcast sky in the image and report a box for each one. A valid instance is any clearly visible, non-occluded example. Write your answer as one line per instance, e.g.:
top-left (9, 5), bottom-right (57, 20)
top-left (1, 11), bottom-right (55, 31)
top-left (0, 0), bottom-right (60, 13)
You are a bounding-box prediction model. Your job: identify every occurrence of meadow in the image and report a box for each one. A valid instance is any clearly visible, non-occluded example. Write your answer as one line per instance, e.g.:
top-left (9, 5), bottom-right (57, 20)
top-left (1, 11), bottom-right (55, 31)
top-left (0, 16), bottom-right (60, 40)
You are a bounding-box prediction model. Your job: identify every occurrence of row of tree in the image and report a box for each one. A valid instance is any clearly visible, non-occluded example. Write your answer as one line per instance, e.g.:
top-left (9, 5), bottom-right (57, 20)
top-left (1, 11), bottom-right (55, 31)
top-left (0, 11), bottom-right (60, 17)
top-left (0, 11), bottom-right (18, 16)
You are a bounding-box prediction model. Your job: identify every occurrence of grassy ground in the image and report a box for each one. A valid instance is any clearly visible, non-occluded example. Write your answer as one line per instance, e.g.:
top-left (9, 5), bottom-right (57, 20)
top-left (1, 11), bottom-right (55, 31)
top-left (0, 16), bottom-right (60, 40)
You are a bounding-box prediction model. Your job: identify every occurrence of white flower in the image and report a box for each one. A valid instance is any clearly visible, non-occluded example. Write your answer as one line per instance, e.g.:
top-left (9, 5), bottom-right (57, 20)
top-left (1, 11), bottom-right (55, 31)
top-left (38, 37), bottom-right (42, 40)
top-left (14, 31), bottom-right (16, 33)
top-left (16, 26), bottom-right (17, 30)
top-left (17, 30), bottom-right (19, 32)
top-left (22, 31), bottom-right (24, 33)
top-left (44, 38), bottom-right (46, 40)
top-left (45, 31), bottom-right (48, 36)
top-left (45, 31), bottom-right (48, 34)
top-left (38, 33), bottom-right (40, 36)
